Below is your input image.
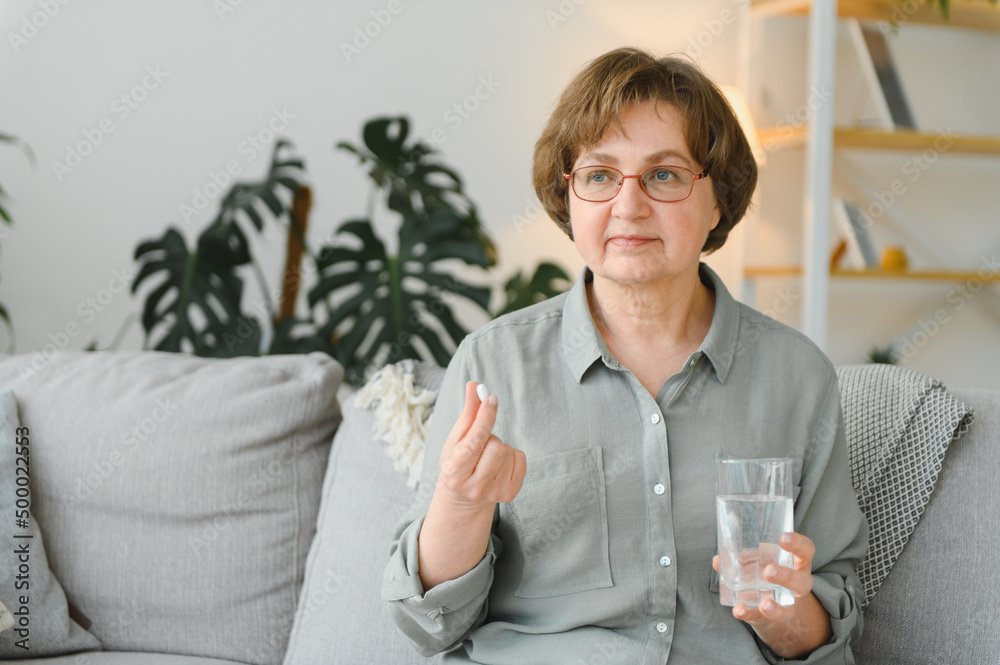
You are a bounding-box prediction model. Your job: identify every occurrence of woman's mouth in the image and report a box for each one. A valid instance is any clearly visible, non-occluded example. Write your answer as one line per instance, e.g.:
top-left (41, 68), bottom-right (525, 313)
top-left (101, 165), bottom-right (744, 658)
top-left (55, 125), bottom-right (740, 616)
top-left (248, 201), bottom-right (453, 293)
top-left (608, 235), bottom-right (656, 248)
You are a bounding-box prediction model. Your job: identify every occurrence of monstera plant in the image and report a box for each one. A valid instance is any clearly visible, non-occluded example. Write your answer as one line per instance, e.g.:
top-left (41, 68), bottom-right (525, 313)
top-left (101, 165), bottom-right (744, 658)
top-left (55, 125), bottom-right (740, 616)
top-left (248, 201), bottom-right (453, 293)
top-left (309, 118), bottom-right (501, 381)
top-left (132, 118), bottom-right (569, 384)
top-left (0, 132), bottom-right (34, 349)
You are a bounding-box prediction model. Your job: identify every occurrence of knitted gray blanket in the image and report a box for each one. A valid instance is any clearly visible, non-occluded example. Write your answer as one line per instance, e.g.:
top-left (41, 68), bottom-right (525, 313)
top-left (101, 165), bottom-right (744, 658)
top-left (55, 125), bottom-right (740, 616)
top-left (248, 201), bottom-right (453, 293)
top-left (837, 364), bottom-right (975, 608)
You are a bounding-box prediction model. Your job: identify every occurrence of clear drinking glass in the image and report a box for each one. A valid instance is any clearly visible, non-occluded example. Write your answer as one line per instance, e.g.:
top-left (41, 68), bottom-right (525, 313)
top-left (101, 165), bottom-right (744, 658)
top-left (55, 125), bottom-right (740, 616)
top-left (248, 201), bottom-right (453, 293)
top-left (716, 457), bottom-right (795, 608)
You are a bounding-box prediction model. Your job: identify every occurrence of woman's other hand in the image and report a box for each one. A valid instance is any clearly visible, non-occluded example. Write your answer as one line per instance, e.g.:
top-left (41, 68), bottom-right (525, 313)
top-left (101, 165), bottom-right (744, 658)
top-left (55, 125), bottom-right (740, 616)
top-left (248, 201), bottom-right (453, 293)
top-left (712, 532), bottom-right (833, 659)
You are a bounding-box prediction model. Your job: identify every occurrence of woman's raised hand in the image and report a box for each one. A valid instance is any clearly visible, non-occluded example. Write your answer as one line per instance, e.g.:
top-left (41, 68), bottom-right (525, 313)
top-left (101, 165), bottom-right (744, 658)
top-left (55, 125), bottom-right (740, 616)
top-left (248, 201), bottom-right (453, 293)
top-left (436, 381), bottom-right (527, 507)
top-left (418, 382), bottom-right (527, 590)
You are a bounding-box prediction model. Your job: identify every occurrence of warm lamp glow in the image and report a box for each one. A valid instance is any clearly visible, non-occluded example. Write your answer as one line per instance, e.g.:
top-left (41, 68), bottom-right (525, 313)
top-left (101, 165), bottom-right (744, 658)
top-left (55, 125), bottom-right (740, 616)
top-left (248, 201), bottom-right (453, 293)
top-left (721, 85), bottom-right (766, 167)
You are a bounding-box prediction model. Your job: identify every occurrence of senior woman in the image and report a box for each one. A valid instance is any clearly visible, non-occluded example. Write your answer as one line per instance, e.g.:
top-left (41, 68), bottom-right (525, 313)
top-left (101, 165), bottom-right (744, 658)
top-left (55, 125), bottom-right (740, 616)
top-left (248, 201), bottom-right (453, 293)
top-left (383, 47), bottom-right (868, 664)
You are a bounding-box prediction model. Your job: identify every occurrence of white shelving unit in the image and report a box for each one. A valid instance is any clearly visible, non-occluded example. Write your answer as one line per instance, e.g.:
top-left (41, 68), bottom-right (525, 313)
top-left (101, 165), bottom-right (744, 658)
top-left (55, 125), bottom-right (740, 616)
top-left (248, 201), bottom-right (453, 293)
top-left (741, 0), bottom-right (1000, 353)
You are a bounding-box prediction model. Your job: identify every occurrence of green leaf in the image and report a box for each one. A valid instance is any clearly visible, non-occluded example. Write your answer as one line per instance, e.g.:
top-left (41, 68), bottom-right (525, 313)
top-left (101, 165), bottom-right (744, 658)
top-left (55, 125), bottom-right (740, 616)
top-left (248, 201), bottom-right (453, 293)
top-left (0, 132), bottom-right (32, 228)
top-left (0, 299), bottom-right (11, 352)
top-left (402, 208), bottom-right (493, 268)
top-left (206, 315), bottom-right (263, 358)
top-left (494, 262), bottom-right (572, 317)
top-left (267, 317), bottom-right (332, 355)
top-left (132, 227), bottom-right (258, 356)
top-left (198, 220), bottom-right (251, 266)
top-left (0, 133), bottom-right (35, 166)
top-left (217, 139), bottom-right (306, 238)
top-left (310, 212), bottom-right (494, 384)
top-left (337, 117), bottom-right (498, 264)
top-left (868, 344), bottom-right (898, 365)
top-left (337, 117), bottom-right (478, 221)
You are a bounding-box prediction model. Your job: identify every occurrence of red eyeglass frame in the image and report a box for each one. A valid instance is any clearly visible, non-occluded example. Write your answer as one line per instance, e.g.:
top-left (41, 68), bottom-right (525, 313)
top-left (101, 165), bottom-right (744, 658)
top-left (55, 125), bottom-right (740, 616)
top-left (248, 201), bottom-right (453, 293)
top-left (562, 165), bottom-right (710, 203)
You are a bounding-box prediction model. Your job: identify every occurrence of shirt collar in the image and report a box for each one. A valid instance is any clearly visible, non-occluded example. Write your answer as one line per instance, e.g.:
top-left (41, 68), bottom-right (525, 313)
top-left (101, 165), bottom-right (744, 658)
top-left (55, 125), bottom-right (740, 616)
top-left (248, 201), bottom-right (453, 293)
top-left (559, 263), bottom-right (740, 384)
top-left (696, 262), bottom-right (739, 384)
top-left (560, 268), bottom-right (613, 382)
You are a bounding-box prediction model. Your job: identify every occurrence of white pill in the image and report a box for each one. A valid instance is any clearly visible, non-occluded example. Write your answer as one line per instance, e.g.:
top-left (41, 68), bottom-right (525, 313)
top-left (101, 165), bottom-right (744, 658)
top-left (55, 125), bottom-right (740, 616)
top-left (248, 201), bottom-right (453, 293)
top-left (476, 384), bottom-right (489, 402)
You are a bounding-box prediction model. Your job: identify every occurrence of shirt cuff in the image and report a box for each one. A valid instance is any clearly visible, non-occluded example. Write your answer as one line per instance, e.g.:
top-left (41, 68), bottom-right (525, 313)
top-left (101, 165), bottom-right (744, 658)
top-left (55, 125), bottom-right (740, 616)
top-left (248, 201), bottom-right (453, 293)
top-left (382, 516), bottom-right (496, 655)
top-left (813, 570), bottom-right (864, 649)
top-left (755, 571), bottom-right (864, 665)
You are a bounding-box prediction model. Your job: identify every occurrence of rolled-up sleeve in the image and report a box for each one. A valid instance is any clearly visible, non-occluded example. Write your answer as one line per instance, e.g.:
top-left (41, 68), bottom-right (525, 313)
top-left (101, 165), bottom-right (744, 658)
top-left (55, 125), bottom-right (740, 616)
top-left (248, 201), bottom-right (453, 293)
top-left (382, 515), bottom-right (498, 656)
top-left (381, 340), bottom-right (498, 656)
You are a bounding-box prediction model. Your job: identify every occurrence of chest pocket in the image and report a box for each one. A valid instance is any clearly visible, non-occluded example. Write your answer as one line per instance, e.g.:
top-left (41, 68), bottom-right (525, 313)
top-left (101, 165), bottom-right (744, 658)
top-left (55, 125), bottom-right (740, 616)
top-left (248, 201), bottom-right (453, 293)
top-left (504, 446), bottom-right (613, 598)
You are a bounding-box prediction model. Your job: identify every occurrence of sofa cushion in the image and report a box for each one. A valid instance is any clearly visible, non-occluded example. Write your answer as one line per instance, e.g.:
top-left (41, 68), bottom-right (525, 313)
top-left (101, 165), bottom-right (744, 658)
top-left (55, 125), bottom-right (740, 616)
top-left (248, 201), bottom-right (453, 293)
top-left (837, 364), bottom-right (973, 606)
top-left (853, 387), bottom-right (1000, 664)
top-left (0, 351), bottom-right (343, 665)
top-left (283, 360), bottom-right (444, 665)
top-left (6, 651), bottom-right (251, 664)
top-left (0, 389), bottom-right (102, 658)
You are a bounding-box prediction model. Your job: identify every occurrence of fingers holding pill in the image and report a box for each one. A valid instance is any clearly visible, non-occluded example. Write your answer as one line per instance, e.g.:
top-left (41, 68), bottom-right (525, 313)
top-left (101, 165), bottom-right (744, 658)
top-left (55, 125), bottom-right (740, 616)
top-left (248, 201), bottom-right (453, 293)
top-left (437, 381), bottom-right (526, 506)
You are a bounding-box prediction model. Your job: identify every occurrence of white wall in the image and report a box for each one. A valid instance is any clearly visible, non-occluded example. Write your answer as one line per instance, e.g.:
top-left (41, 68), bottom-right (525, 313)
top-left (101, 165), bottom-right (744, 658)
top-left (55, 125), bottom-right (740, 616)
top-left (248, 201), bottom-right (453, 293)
top-left (2, 1), bottom-right (996, 390)
top-left (0, 0), bottom-right (742, 359)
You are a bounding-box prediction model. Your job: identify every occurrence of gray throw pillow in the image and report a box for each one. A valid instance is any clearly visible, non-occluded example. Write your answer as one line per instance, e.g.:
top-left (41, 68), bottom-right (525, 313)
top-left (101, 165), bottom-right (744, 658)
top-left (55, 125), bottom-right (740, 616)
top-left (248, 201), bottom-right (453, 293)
top-left (283, 360), bottom-right (445, 665)
top-left (0, 389), bottom-right (102, 658)
top-left (0, 351), bottom-right (344, 665)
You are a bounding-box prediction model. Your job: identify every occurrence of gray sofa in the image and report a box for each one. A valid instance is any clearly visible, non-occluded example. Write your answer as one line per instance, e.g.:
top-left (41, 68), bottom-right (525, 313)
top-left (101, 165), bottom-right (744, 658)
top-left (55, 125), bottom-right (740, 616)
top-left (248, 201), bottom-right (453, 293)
top-left (0, 350), bottom-right (995, 664)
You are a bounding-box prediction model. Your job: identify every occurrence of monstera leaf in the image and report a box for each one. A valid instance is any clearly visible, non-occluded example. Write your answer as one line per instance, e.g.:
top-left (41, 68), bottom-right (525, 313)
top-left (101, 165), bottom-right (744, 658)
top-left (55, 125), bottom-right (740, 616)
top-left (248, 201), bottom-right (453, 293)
top-left (267, 316), bottom-right (332, 355)
top-left (218, 139), bottom-right (304, 234)
top-left (337, 117), bottom-right (496, 264)
top-left (309, 208), bottom-right (492, 382)
top-left (0, 132), bottom-right (33, 349)
top-left (0, 133), bottom-right (34, 224)
top-left (495, 262), bottom-right (573, 318)
top-left (132, 224), bottom-right (261, 355)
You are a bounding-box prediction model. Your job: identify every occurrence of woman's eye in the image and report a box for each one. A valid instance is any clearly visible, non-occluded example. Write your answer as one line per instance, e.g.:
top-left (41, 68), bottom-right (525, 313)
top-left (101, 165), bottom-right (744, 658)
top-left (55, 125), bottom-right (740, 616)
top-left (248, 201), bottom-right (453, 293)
top-left (650, 168), bottom-right (677, 182)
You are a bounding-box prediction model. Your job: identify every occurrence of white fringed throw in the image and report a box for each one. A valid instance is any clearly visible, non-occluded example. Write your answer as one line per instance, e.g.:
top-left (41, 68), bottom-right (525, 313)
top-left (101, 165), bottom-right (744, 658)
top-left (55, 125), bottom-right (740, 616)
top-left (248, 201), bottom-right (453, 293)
top-left (357, 361), bottom-right (438, 489)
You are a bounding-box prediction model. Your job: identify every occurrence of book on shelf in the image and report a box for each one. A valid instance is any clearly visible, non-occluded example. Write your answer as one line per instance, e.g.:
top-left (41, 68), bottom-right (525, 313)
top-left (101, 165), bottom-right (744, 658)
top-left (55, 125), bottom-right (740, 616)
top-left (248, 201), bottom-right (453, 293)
top-left (846, 19), bottom-right (917, 130)
top-left (833, 197), bottom-right (880, 269)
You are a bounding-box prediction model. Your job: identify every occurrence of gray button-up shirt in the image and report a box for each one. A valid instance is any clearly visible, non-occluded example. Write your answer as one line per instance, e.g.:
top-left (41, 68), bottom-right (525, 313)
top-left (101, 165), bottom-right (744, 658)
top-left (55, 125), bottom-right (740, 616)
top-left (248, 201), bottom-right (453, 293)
top-left (384, 264), bottom-right (868, 664)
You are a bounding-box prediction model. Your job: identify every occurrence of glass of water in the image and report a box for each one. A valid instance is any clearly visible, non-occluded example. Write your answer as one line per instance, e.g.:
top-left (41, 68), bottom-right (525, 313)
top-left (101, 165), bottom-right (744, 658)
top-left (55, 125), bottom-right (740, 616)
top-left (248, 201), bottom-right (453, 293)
top-left (716, 457), bottom-right (795, 608)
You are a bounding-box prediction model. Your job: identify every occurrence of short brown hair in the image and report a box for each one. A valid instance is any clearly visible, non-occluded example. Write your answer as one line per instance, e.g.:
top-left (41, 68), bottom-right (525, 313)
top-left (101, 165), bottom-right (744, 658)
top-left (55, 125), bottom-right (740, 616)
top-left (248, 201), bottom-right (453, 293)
top-left (532, 47), bottom-right (757, 254)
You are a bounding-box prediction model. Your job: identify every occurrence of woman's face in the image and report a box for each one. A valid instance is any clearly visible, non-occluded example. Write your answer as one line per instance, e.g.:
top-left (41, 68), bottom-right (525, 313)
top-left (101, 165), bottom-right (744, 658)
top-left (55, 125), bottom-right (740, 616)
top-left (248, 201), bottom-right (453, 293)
top-left (568, 101), bottom-right (720, 290)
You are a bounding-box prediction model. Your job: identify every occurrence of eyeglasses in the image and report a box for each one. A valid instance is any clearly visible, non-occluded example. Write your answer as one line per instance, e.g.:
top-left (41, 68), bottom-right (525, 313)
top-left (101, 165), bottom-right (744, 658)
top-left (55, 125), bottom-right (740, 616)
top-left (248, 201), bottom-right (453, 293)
top-left (563, 164), bottom-right (709, 203)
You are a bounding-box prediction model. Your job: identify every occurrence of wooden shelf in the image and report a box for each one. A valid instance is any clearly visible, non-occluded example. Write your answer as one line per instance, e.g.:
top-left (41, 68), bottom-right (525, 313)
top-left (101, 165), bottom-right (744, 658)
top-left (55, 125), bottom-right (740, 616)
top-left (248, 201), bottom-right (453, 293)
top-left (751, 0), bottom-right (1000, 32)
top-left (757, 125), bottom-right (1000, 155)
top-left (745, 266), bottom-right (1000, 282)
top-left (747, 0), bottom-right (1000, 351)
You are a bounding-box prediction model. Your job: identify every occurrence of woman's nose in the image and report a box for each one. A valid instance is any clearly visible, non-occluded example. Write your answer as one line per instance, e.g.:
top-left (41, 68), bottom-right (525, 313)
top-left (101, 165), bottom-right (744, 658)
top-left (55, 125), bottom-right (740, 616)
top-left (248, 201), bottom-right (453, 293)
top-left (611, 175), bottom-right (650, 220)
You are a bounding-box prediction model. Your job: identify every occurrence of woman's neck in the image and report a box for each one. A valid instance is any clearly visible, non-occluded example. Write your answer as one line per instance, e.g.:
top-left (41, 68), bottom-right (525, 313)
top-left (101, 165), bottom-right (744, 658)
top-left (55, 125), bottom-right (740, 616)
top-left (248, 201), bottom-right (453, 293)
top-left (586, 268), bottom-right (716, 396)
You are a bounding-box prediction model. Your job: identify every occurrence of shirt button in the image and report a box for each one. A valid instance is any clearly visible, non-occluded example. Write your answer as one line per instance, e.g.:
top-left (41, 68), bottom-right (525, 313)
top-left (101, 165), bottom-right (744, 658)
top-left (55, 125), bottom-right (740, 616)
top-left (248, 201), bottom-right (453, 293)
top-left (653, 483), bottom-right (665, 495)
top-left (650, 413), bottom-right (661, 424)
top-left (659, 556), bottom-right (672, 567)
top-left (656, 622), bottom-right (668, 634)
